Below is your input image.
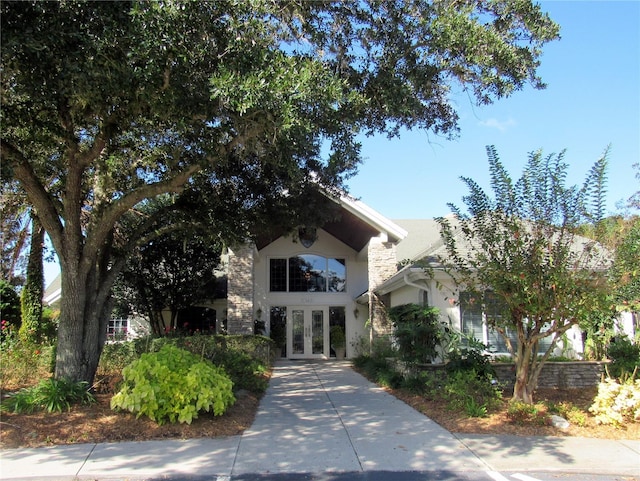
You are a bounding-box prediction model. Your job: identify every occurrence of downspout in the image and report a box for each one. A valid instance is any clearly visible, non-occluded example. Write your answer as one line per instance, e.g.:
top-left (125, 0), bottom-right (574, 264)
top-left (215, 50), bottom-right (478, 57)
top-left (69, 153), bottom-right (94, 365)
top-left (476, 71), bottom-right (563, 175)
top-left (403, 272), bottom-right (430, 301)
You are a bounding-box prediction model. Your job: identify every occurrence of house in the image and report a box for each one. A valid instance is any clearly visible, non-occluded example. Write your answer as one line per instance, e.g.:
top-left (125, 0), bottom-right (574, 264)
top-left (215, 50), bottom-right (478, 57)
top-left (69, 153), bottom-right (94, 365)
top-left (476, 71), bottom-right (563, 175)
top-left (221, 194), bottom-right (624, 360)
top-left (43, 189), bottom-right (634, 355)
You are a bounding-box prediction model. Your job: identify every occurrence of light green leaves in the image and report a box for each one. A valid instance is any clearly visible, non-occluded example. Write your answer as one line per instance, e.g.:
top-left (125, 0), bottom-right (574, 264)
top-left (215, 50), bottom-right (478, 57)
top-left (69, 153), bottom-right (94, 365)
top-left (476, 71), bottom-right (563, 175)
top-left (110, 344), bottom-right (235, 425)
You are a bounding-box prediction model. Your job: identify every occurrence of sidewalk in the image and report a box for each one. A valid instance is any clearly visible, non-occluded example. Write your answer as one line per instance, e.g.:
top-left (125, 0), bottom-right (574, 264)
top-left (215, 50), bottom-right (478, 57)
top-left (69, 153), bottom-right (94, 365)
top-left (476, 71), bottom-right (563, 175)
top-left (1, 361), bottom-right (639, 480)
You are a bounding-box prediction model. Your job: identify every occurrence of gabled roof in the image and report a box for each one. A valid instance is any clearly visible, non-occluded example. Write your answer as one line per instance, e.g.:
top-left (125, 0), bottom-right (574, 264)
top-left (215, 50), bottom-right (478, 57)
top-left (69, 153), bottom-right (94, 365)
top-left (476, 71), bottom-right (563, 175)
top-left (255, 192), bottom-right (407, 252)
top-left (377, 216), bottom-right (612, 295)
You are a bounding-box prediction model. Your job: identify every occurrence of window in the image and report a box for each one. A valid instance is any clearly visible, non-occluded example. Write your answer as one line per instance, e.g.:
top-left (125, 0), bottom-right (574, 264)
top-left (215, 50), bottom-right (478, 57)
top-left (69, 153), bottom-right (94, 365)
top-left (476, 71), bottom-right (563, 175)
top-left (107, 318), bottom-right (128, 341)
top-left (460, 291), bottom-right (551, 354)
top-left (270, 256), bottom-right (346, 293)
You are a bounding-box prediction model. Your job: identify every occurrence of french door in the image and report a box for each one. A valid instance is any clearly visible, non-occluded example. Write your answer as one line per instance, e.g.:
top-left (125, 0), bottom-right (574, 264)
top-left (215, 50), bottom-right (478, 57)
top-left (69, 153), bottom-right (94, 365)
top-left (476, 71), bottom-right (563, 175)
top-left (288, 306), bottom-right (328, 359)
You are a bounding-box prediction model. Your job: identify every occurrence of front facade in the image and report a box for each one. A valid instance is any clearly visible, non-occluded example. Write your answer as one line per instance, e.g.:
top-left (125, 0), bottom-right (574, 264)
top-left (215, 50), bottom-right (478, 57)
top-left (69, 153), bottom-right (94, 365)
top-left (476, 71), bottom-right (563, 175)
top-left (225, 193), bottom-right (406, 359)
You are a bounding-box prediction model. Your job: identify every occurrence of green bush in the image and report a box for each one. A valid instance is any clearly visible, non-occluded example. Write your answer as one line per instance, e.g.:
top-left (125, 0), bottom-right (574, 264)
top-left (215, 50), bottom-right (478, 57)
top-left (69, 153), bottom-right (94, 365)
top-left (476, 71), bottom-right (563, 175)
top-left (208, 348), bottom-right (269, 393)
top-left (110, 344), bottom-right (235, 425)
top-left (1, 377), bottom-right (95, 414)
top-left (589, 376), bottom-right (640, 426)
top-left (443, 370), bottom-right (502, 417)
top-left (401, 371), bottom-right (441, 395)
top-left (0, 280), bottom-right (21, 332)
top-left (97, 334), bottom-right (271, 395)
top-left (506, 400), bottom-right (547, 425)
top-left (389, 304), bottom-right (442, 364)
top-left (0, 341), bottom-right (55, 390)
top-left (446, 336), bottom-right (496, 381)
top-left (606, 336), bottom-right (640, 379)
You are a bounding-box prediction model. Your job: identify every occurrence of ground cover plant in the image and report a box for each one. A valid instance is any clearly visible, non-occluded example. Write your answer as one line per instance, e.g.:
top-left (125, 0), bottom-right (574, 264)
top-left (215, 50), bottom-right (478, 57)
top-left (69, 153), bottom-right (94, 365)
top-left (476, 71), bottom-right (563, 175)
top-left (110, 344), bottom-right (236, 425)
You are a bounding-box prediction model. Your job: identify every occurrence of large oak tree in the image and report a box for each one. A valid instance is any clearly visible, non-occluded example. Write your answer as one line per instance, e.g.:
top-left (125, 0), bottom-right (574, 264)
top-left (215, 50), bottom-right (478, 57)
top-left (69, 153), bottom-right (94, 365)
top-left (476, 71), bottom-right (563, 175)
top-left (1, 0), bottom-right (560, 384)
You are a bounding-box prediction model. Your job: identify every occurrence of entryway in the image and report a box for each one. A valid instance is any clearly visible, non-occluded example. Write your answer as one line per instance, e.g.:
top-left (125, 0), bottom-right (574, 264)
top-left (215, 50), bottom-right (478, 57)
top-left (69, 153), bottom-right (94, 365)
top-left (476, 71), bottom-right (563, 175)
top-left (287, 306), bottom-right (328, 359)
top-left (269, 305), bottom-right (347, 359)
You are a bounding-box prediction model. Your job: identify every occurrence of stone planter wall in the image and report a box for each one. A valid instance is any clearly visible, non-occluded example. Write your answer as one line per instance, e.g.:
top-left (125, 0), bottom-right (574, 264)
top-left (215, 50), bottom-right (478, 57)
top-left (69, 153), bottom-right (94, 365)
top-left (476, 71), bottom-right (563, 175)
top-left (394, 360), bottom-right (609, 389)
top-left (491, 361), bottom-right (608, 389)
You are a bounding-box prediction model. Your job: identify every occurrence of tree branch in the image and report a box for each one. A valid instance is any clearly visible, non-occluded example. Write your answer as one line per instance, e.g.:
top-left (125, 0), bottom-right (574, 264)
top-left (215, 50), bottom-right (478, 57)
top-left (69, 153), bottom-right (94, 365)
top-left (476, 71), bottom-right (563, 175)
top-left (1, 141), bottom-right (65, 255)
top-left (82, 163), bottom-right (202, 275)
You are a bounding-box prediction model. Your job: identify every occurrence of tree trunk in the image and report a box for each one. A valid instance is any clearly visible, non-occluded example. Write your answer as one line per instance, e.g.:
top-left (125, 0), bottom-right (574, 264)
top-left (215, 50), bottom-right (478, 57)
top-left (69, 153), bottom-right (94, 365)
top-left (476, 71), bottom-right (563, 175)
top-left (19, 212), bottom-right (44, 342)
top-left (512, 334), bottom-right (538, 404)
top-left (54, 265), bottom-right (109, 385)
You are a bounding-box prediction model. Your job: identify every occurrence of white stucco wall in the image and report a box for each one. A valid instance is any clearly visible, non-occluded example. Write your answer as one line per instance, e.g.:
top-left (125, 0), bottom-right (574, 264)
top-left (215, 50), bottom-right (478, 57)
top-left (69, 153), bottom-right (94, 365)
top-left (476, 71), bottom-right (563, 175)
top-left (253, 228), bottom-right (368, 358)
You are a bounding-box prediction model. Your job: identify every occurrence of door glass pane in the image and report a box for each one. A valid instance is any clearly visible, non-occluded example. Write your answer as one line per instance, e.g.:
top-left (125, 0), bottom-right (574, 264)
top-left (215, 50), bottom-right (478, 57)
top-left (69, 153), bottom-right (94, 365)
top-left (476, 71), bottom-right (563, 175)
top-left (329, 306), bottom-right (346, 357)
top-left (292, 310), bottom-right (304, 354)
top-left (311, 310), bottom-right (324, 354)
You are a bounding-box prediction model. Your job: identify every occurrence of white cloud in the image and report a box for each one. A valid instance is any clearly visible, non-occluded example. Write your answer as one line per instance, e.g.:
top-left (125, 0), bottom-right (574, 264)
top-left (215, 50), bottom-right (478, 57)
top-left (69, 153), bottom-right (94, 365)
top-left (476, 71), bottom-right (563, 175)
top-left (479, 117), bottom-right (517, 132)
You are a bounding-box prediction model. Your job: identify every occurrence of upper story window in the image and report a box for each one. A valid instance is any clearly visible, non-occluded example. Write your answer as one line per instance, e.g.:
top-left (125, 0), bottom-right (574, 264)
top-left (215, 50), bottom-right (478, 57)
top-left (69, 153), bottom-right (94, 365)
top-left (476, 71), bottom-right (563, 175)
top-left (270, 255), bottom-right (346, 293)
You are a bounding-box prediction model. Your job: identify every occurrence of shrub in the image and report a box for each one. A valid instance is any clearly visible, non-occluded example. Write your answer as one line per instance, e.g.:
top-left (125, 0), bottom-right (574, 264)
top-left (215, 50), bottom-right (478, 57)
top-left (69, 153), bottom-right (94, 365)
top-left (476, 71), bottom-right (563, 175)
top-left (443, 370), bottom-right (502, 417)
top-left (506, 400), bottom-right (547, 425)
top-left (208, 348), bottom-right (269, 393)
top-left (589, 376), bottom-right (640, 426)
top-left (0, 280), bottom-right (21, 331)
top-left (389, 304), bottom-right (442, 364)
top-left (401, 371), bottom-right (442, 396)
top-left (0, 341), bottom-right (55, 390)
top-left (545, 400), bottom-right (587, 427)
top-left (110, 344), bottom-right (235, 425)
top-left (1, 378), bottom-right (95, 414)
top-left (97, 334), bottom-right (271, 395)
top-left (606, 336), bottom-right (640, 380)
top-left (445, 336), bottom-right (496, 381)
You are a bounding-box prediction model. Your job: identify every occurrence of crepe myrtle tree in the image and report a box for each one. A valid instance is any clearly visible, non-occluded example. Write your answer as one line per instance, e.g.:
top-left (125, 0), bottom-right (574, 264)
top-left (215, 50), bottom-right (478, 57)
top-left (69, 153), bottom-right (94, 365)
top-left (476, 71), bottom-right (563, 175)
top-left (438, 146), bottom-right (612, 403)
top-left (1, 1), bottom-right (560, 384)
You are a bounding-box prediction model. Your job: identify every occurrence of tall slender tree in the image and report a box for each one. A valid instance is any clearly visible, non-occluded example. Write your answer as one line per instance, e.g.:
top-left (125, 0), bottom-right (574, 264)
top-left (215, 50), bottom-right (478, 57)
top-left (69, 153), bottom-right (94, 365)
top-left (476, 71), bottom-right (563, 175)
top-left (19, 211), bottom-right (45, 343)
top-left (2, 1), bottom-right (560, 384)
top-left (438, 146), bottom-right (611, 403)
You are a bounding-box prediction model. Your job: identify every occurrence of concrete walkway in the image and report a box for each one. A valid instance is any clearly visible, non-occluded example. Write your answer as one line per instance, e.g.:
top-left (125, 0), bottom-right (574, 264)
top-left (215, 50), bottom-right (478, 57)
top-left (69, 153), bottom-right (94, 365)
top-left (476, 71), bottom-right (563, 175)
top-left (1, 361), bottom-right (639, 480)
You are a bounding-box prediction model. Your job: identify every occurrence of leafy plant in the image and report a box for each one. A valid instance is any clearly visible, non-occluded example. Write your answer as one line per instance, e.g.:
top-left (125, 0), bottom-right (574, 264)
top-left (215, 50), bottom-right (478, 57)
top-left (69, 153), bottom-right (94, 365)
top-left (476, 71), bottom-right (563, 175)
top-left (110, 344), bottom-right (235, 425)
top-left (506, 400), bottom-right (546, 426)
top-left (330, 325), bottom-right (346, 349)
top-left (589, 375), bottom-right (640, 426)
top-left (1, 378), bottom-right (95, 414)
top-left (208, 348), bottom-right (269, 393)
top-left (545, 400), bottom-right (587, 427)
top-left (401, 371), bottom-right (442, 396)
top-left (606, 336), bottom-right (640, 379)
top-left (389, 304), bottom-right (442, 364)
top-left (464, 398), bottom-right (488, 418)
top-left (442, 370), bottom-right (502, 416)
top-left (445, 336), bottom-right (496, 381)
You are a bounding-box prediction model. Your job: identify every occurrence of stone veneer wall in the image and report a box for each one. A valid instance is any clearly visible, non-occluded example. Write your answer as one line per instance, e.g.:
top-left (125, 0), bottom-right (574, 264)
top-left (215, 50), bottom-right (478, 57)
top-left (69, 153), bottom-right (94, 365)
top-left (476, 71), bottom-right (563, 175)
top-left (227, 244), bottom-right (254, 335)
top-left (410, 361), bottom-right (608, 389)
top-left (368, 235), bottom-right (398, 338)
top-left (491, 361), bottom-right (608, 389)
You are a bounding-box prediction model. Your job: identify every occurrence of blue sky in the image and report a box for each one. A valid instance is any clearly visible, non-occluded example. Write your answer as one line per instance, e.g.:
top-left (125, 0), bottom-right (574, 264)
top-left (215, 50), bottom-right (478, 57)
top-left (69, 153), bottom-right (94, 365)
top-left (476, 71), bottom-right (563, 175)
top-left (348, 0), bottom-right (640, 220)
